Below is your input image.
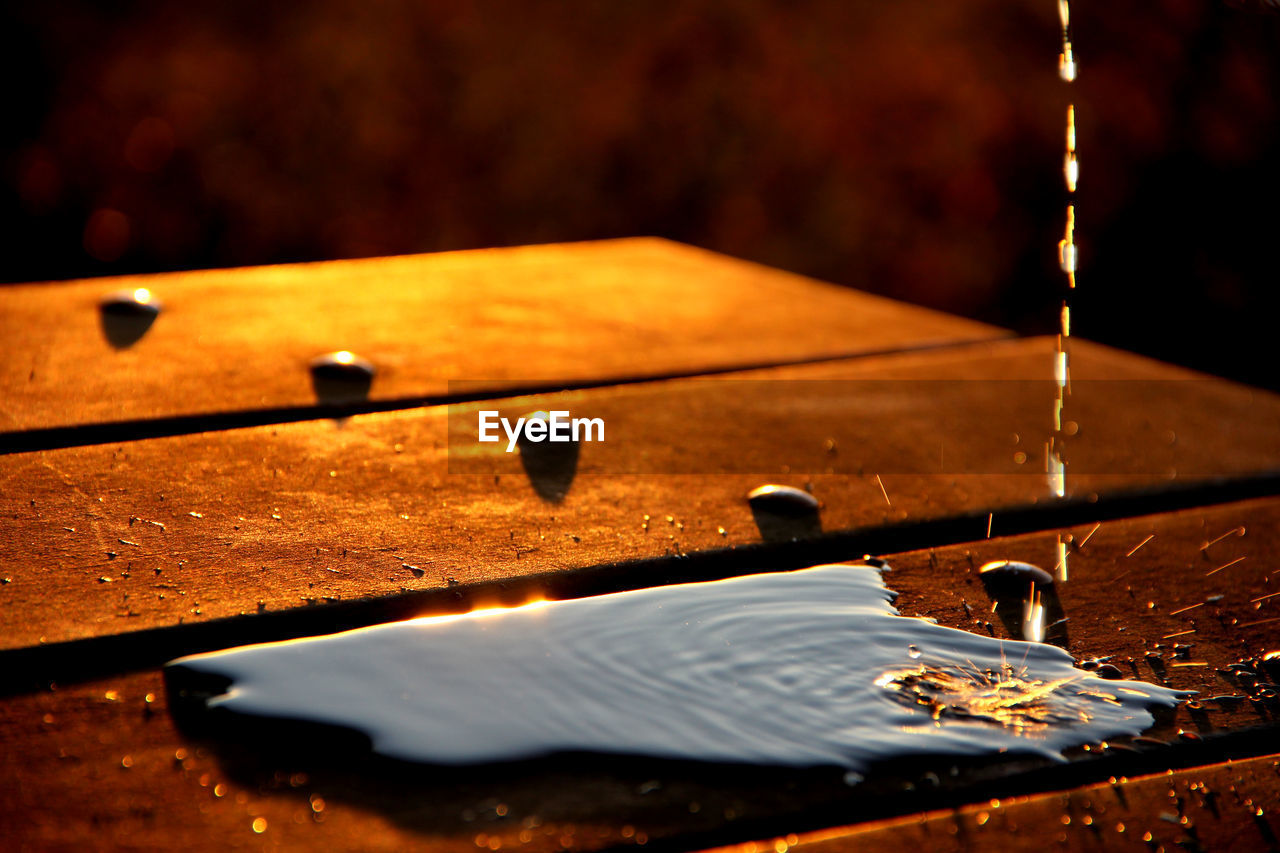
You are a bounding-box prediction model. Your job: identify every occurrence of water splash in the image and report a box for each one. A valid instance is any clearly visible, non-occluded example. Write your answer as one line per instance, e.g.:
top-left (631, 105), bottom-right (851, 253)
top-left (1056, 533), bottom-right (1070, 582)
top-left (167, 564), bottom-right (1181, 773)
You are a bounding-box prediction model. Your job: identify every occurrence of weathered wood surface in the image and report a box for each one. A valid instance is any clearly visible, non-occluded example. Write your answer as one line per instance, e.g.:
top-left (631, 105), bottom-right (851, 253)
top-left (0, 237), bottom-right (1006, 435)
top-left (2, 336), bottom-right (1277, 653)
top-left (706, 752), bottom-right (1280, 852)
top-left (4, 497), bottom-right (1280, 853)
top-left (4, 242), bottom-right (1280, 852)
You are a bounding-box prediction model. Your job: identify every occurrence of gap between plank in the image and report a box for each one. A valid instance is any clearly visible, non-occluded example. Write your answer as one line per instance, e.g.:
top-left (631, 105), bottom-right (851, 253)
top-left (3, 468), bottom-right (1277, 696)
top-left (1, 335), bottom-right (1014, 455)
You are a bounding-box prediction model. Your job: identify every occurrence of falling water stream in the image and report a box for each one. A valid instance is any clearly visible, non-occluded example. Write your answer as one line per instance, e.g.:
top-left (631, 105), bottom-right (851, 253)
top-left (1052, 0), bottom-right (1077, 501)
top-left (1048, 0), bottom-right (1080, 580)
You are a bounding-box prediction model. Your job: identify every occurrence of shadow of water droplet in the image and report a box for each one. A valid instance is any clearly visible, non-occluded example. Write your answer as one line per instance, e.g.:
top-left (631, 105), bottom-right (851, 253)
top-left (309, 351), bottom-right (375, 404)
top-left (979, 561), bottom-right (1069, 648)
top-left (747, 484), bottom-right (821, 542)
top-left (99, 288), bottom-right (160, 349)
top-left (518, 411), bottom-right (579, 503)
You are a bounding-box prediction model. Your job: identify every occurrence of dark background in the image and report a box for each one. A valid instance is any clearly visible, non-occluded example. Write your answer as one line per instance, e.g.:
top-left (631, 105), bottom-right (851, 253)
top-left (4, 1), bottom-right (1278, 388)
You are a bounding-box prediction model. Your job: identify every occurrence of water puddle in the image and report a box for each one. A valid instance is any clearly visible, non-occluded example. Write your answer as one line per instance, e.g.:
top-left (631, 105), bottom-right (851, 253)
top-left (167, 563), bottom-right (1180, 774)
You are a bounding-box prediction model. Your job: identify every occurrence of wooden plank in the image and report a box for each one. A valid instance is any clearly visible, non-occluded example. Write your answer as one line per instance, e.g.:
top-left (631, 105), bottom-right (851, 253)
top-left (0, 238), bottom-right (1005, 435)
top-left (2, 337), bottom-right (1277, 652)
top-left (5, 497), bottom-right (1280, 852)
top-left (705, 753), bottom-right (1280, 852)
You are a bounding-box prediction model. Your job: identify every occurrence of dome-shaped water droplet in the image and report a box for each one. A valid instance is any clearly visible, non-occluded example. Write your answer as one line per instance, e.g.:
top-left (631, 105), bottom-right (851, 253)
top-left (1093, 664), bottom-right (1124, 680)
top-left (309, 351), bottom-right (375, 404)
top-left (979, 561), bottom-right (1053, 588)
top-left (908, 645), bottom-right (922, 659)
top-left (978, 561), bottom-right (1069, 647)
top-left (518, 411), bottom-right (579, 503)
top-left (746, 484), bottom-right (821, 543)
top-left (99, 288), bottom-right (161, 348)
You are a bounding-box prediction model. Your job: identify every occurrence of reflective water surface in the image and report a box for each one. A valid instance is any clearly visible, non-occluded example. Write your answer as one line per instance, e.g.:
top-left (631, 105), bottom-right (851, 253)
top-left (167, 564), bottom-right (1182, 772)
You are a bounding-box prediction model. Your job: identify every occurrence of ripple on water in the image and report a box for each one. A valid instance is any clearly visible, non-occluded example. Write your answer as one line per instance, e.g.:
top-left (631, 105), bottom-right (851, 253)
top-left (166, 564), bottom-right (1181, 772)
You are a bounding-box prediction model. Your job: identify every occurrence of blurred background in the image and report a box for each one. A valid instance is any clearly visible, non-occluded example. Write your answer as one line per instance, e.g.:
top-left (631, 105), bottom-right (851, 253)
top-left (3, 0), bottom-right (1278, 388)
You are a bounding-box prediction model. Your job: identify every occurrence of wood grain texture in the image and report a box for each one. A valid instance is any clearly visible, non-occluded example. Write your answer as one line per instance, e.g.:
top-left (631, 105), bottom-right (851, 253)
top-left (4, 497), bottom-right (1280, 853)
top-left (2, 337), bottom-right (1277, 653)
top-left (0, 237), bottom-right (1005, 434)
top-left (6, 243), bottom-right (1279, 853)
top-left (706, 753), bottom-right (1280, 852)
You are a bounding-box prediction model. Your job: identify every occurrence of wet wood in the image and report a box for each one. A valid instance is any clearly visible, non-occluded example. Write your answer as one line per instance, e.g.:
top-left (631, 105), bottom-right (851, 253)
top-left (4, 243), bottom-right (1280, 852)
top-left (2, 336), bottom-right (1277, 653)
top-left (0, 237), bottom-right (1005, 435)
top-left (4, 497), bottom-right (1280, 852)
top-left (706, 752), bottom-right (1280, 852)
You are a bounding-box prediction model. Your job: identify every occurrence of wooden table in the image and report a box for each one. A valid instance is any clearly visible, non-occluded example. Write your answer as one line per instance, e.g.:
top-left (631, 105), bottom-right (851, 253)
top-left (3, 239), bottom-right (1279, 851)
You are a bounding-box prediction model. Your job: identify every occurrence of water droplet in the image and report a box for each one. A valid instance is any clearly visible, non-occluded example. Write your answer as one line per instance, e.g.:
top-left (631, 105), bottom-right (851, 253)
top-left (746, 484), bottom-right (821, 542)
top-left (979, 561), bottom-right (1069, 647)
top-left (99, 288), bottom-right (160, 348)
top-left (1048, 450), bottom-right (1066, 499)
top-left (309, 351), bottom-right (375, 404)
top-left (517, 411), bottom-right (579, 503)
top-left (1059, 46), bottom-right (1077, 82)
top-left (1258, 651), bottom-right (1280, 681)
top-left (1064, 151), bottom-right (1079, 192)
top-left (908, 645), bottom-right (922, 659)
